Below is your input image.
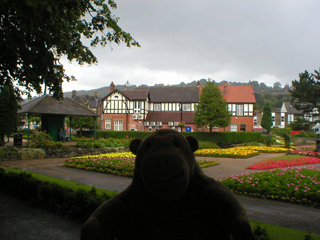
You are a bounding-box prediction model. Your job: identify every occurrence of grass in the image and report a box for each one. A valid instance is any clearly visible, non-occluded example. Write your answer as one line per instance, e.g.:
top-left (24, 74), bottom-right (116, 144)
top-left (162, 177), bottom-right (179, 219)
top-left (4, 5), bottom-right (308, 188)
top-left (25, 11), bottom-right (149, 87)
top-left (4, 168), bottom-right (118, 197)
top-left (251, 221), bottom-right (320, 240)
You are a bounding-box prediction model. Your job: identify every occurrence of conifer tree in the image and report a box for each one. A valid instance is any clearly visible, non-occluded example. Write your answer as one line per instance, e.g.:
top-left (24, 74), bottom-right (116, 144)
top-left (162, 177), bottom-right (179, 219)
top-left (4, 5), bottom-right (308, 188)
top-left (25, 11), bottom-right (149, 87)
top-left (194, 80), bottom-right (231, 132)
top-left (261, 101), bottom-right (273, 134)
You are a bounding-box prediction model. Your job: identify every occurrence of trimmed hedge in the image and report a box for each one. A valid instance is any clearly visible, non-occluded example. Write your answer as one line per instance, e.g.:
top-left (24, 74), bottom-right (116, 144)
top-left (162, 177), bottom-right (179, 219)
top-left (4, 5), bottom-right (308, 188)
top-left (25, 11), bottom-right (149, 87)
top-left (0, 168), bottom-right (113, 222)
top-left (80, 130), bottom-right (262, 146)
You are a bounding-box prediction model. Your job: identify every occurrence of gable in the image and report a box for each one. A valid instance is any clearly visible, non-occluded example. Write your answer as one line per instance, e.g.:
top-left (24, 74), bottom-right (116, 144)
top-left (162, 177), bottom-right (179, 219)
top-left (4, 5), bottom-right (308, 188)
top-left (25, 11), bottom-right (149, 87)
top-left (218, 85), bottom-right (256, 103)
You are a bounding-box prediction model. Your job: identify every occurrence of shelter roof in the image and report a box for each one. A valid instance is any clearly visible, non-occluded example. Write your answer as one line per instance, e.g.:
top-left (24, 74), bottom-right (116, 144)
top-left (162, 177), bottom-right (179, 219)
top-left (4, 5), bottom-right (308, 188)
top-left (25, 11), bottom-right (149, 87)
top-left (18, 95), bottom-right (98, 117)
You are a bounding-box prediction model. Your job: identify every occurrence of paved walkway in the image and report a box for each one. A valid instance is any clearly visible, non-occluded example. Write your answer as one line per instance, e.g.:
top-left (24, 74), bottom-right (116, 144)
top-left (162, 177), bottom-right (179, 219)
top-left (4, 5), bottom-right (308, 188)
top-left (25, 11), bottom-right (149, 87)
top-left (1, 154), bottom-right (320, 239)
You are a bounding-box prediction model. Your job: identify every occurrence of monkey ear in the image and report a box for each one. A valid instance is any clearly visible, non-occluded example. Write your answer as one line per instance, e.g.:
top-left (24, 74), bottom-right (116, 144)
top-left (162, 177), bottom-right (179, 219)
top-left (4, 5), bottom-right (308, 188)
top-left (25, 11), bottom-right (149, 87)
top-left (129, 139), bottom-right (142, 154)
top-left (186, 136), bottom-right (198, 152)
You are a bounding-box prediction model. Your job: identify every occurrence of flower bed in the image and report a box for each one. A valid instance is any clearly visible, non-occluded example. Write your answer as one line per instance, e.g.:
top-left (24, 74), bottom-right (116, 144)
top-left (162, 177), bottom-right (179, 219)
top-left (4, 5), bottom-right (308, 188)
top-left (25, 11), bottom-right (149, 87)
top-left (195, 148), bottom-right (259, 158)
top-left (194, 146), bottom-right (288, 158)
top-left (247, 155), bottom-right (320, 170)
top-left (288, 149), bottom-right (320, 157)
top-left (235, 146), bottom-right (288, 153)
top-left (65, 152), bottom-right (219, 177)
top-left (220, 166), bottom-right (320, 207)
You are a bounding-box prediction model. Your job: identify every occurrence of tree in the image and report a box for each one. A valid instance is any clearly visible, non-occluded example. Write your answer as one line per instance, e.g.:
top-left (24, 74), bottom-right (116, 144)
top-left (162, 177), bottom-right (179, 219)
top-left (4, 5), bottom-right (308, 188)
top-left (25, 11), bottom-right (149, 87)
top-left (68, 117), bottom-right (96, 137)
top-left (288, 116), bottom-right (310, 131)
top-left (194, 80), bottom-right (231, 132)
top-left (261, 101), bottom-right (273, 134)
top-left (0, 85), bottom-right (20, 146)
top-left (1, 0), bottom-right (140, 100)
top-left (290, 70), bottom-right (320, 118)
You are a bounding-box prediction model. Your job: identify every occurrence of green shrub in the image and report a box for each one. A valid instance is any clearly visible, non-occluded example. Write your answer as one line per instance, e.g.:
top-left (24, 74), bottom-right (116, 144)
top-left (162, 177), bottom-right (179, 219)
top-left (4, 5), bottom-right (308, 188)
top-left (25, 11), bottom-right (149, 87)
top-left (80, 130), bottom-right (263, 145)
top-left (0, 147), bottom-right (45, 160)
top-left (254, 224), bottom-right (273, 240)
top-left (198, 141), bottom-right (220, 149)
top-left (262, 134), bottom-right (276, 147)
top-left (31, 131), bottom-right (61, 150)
top-left (304, 233), bottom-right (315, 240)
top-left (0, 168), bottom-right (114, 222)
top-left (75, 137), bottom-right (132, 148)
top-left (294, 132), bottom-right (318, 138)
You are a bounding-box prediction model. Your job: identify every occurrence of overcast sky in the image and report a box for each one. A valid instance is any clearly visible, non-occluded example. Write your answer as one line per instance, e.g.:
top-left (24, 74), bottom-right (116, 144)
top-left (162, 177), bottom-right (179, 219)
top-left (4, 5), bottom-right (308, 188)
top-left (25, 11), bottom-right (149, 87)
top-left (61, 0), bottom-right (320, 92)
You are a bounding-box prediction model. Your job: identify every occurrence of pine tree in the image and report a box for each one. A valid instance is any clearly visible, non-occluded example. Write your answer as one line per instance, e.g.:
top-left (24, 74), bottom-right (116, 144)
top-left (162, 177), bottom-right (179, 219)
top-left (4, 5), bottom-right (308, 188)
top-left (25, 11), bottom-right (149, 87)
top-left (194, 80), bottom-right (231, 132)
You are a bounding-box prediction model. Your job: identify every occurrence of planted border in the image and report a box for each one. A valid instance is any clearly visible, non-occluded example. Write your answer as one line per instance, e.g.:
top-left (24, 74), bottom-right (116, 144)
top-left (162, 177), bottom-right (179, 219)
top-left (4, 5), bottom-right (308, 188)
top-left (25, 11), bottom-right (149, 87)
top-left (195, 146), bottom-right (288, 158)
top-left (220, 166), bottom-right (320, 207)
top-left (247, 155), bottom-right (320, 170)
top-left (65, 152), bottom-right (219, 177)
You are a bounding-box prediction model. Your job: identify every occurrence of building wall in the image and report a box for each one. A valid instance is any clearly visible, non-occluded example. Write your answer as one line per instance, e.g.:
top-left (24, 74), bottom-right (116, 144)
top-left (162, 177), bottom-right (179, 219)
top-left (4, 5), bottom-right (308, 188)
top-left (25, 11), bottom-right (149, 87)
top-left (214, 116), bottom-right (254, 132)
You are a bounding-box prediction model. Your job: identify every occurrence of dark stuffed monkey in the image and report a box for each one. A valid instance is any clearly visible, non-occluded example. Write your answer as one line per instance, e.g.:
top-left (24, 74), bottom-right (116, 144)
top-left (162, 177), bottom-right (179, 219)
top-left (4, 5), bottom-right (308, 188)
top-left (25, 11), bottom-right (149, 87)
top-left (81, 129), bottom-right (255, 240)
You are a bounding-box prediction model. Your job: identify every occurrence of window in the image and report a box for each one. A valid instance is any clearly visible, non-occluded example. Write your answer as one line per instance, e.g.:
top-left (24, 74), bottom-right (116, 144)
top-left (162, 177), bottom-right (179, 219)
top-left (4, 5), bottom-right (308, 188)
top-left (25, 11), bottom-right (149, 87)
top-left (236, 105), bottom-right (243, 116)
top-left (240, 124), bottom-right (246, 131)
top-left (182, 104), bottom-right (191, 111)
top-left (134, 101), bottom-right (141, 113)
top-left (230, 124), bottom-right (237, 132)
top-left (154, 104), bottom-right (161, 111)
top-left (105, 119), bottom-right (111, 129)
top-left (114, 120), bottom-right (123, 131)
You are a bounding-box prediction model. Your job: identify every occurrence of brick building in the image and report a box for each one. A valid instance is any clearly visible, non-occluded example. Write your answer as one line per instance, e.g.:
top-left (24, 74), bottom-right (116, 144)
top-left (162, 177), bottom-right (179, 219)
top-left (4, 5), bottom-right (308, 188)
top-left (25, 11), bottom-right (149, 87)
top-left (101, 82), bottom-right (256, 132)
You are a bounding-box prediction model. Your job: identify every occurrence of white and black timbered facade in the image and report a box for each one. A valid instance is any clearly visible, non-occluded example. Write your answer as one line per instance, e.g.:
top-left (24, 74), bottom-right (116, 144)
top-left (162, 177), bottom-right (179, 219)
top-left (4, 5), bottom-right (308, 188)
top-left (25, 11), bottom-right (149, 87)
top-left (101, 82), bottom-right (256, 132)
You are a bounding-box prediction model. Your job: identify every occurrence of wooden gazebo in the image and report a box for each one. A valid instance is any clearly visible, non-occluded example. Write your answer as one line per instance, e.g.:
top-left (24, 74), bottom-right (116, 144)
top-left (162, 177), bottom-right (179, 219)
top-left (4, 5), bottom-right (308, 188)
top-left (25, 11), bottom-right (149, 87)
top-left (18, 95), bottom-right (99, 141)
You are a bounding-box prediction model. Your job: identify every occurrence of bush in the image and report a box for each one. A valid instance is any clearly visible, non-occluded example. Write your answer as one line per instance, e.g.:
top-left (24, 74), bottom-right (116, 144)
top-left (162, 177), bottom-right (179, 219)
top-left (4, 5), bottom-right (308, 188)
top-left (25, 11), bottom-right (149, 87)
top-left (253, 224), bottom-right (273, 240)
top-left (0, 168), bottom-right (114, 222)
top-left (198, 141), bottom-right (220, 149)
top-left (31, 131), bottom-right (62, 150)
top-left (262, 134), bottom-right (276, 147)
top-left (294, 132), bottom-right (318, 138)
top-left (0, 147), bottom-right (45, 160)
top-left (74, 137), bottom-right (132, 148)
top-left (79, 130), bottom-right (263, 145)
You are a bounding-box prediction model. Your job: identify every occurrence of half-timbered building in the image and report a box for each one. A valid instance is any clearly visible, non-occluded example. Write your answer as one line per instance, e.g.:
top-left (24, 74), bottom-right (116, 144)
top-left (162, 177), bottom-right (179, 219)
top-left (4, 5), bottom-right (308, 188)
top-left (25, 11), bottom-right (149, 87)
top-left (101, 81), bottom-right (256, 132)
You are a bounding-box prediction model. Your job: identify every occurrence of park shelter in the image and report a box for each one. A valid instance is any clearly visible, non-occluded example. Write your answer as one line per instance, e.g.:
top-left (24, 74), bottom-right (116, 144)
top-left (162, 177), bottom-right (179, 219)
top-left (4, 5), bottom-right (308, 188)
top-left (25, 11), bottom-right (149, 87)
top-left (18, 95), bottom-right (99, 141)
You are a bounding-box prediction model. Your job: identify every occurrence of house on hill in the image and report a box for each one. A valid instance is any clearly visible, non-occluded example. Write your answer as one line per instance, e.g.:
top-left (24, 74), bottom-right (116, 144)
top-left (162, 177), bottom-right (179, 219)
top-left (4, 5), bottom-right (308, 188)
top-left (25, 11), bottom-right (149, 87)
top-left (100, 81), bottom-right (256, 132)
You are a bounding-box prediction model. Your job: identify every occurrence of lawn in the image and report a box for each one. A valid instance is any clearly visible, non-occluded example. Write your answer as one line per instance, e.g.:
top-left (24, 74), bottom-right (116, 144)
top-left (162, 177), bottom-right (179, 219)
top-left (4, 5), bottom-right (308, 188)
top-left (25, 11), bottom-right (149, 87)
top-left (3, 168), bottom-right (118, 197)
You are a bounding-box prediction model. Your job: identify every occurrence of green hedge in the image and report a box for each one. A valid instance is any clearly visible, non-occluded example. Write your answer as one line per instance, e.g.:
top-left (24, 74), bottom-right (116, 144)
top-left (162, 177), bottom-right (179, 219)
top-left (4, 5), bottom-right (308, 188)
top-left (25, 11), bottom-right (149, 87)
top-left (0, 168), bottom-right (113, 222)
top-left (81, 130), bottom-right (262, 145)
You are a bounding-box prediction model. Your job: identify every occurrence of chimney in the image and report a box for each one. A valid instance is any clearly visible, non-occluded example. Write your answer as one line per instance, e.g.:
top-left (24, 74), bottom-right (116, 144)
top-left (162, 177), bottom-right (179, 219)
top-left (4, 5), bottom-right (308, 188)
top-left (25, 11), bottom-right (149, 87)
top-left (110, 81), bottom-right (115, 93)
top-left (197, 81), bottom-right (200, 87)
top-left (72, 90), bottom-right (77, 99)
top-left (223, 81), bottom-right (228, 95)
top-left (94, 90), bottom-right (98, 99)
